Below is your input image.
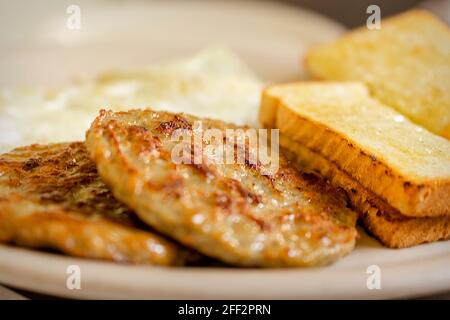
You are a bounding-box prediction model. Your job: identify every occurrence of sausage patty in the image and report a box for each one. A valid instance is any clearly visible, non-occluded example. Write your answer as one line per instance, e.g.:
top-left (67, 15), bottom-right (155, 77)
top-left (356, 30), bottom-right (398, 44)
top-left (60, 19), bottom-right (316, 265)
top-left (0, 142), bottom-right (194, 265)
top-left (86, 109), bottom-right (357, 267)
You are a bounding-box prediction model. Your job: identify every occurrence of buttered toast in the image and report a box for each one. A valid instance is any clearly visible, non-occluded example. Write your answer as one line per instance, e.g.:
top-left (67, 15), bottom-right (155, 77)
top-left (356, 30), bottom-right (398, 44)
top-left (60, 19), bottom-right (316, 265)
top-left (260, 82), bottom-right (450, 219)
top-left (304, 10), bottom-right (450, 139)
top-left (280, 136), bottom-right (450, 248)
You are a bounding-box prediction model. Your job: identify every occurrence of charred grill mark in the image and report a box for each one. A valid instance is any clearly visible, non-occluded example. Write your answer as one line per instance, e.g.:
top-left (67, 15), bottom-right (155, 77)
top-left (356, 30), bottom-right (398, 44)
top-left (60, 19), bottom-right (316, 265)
top-left (213, 190), bottom-right (248, 214)
top-left (22, 158), bottom-right (40, 171)
top-left (214, 191), bottom-right (233, 211)
top-left (127, 125), bottom-right (162, 156)
top-left (161, 174), bottom-right (184, 198)
top-left (232, 139), bottom-right (279, 190)
top-left (231, 140), bottom-right (260, 170)
top-left (243, 148), bottom-right (259, 171)
top-left (299, 171), bottom-right (321, 185)
top-left (213, 191), bottom-right (270, 231)
top-left (192, 162), bottom-right (216, 180)
top-left (63, 158), bottom-right (78, 171)
top-left (105, 121), bottom-right (186, 200)
top-left (39, 190), bottom-right (66, 203)
top-left (224, 178), bottom-right (261, 205)
top-left (249, 216), bottom-right (271, 231)
top-left (104, 120), bottom-right (136, 170)
top-left (128, 125), bottom-right (149, 136)
top-left (156, 115), bottom-right (192, 136)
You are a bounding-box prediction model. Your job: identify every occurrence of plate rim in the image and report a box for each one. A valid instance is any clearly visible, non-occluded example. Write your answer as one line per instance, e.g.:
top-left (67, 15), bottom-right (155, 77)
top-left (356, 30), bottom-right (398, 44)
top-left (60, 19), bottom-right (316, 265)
top-left (1, 0), bottom-right (449, 300)
top-left (1, 244), bottom-right (450, 299)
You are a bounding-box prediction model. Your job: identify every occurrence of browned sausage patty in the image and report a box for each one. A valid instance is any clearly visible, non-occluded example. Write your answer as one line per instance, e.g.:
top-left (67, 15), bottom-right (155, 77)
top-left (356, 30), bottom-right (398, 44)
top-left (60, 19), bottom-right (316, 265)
top-left (86, 109), bottom-right (357, 267)
top-left (0, 142), bottom-right (193, 265)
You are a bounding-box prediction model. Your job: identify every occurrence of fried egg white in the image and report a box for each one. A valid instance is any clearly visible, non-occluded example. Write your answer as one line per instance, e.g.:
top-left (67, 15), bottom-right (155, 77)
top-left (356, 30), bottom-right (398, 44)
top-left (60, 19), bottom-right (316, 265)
top-left (0, 48), bottom-right (262, 152)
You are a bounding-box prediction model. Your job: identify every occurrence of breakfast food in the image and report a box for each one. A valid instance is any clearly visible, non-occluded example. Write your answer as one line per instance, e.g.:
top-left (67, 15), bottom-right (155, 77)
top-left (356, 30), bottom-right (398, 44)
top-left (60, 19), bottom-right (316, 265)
top-left (86, 109), bottom-right (358, 267)
top-left (281, 137), bottom-right (450, 248)
top-left (0, 142), bottom-right (193, 265)
top-left (305, 10), bottom-right (450, 139)
top-left (260, 82), bottom-right (450, 247)
top-left (0, 48), bottom-right (261, 153)
top-left (0, 27), bottom-right (447, 272)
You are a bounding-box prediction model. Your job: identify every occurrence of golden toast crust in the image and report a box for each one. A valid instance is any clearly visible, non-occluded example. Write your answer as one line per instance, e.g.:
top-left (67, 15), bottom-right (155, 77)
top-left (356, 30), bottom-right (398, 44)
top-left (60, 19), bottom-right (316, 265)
top-left (304, 10), bottom-right (450, 139)
top-left (279, 136), bottom-right (450, 248)
top-left (260, 83), bottom-right (450, 218)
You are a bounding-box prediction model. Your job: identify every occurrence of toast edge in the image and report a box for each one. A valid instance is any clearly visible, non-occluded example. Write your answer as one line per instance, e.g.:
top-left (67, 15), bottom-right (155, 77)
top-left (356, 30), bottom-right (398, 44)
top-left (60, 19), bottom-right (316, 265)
top-left (278, 136), bottom-right (450, 248)
top-left (303, 10), bottom-right (450, 139)
top-left (260, 86), bottom-right (450, 218)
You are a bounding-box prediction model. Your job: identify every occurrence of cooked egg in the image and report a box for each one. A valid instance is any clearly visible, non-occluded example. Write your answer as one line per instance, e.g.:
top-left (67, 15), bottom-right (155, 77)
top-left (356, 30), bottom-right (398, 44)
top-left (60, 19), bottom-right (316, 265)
top-left (0, 48), bottom-right (262, 152)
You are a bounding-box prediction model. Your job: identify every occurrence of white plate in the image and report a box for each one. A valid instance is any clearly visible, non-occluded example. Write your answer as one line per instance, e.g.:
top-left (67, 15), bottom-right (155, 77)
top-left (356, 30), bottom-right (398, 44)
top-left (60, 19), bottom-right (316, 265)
top-left (0, 0), bottom-right (449, 299)
top-left (0, 0), bottom-right (344, 85)
top-left (1, 234), bottom-right (450, 299)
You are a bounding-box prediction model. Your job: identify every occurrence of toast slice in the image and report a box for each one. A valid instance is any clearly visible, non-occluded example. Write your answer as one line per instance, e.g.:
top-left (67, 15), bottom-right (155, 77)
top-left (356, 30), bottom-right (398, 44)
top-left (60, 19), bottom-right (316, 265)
top-left (260, 82), bottom-right (450, 218)
top-left (280, 135), bottom-right (450, 248)
top-left (304, 10), bottom-right (450, 139)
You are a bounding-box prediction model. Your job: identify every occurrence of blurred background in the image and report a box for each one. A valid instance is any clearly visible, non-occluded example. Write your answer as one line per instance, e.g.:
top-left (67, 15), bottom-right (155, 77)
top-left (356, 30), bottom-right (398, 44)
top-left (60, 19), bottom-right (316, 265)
top-left (0, 0), bottom-right (448, 86)
top-left (286, 0), bottom-right (448, 26)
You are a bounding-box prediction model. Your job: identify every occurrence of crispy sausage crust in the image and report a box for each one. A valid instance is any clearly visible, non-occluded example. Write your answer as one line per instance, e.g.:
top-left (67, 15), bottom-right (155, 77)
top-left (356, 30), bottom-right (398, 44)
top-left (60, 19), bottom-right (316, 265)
top-left (0, 142), bottom-right (192, 265)
top-left (86, 109), bottom-right (357, 267)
